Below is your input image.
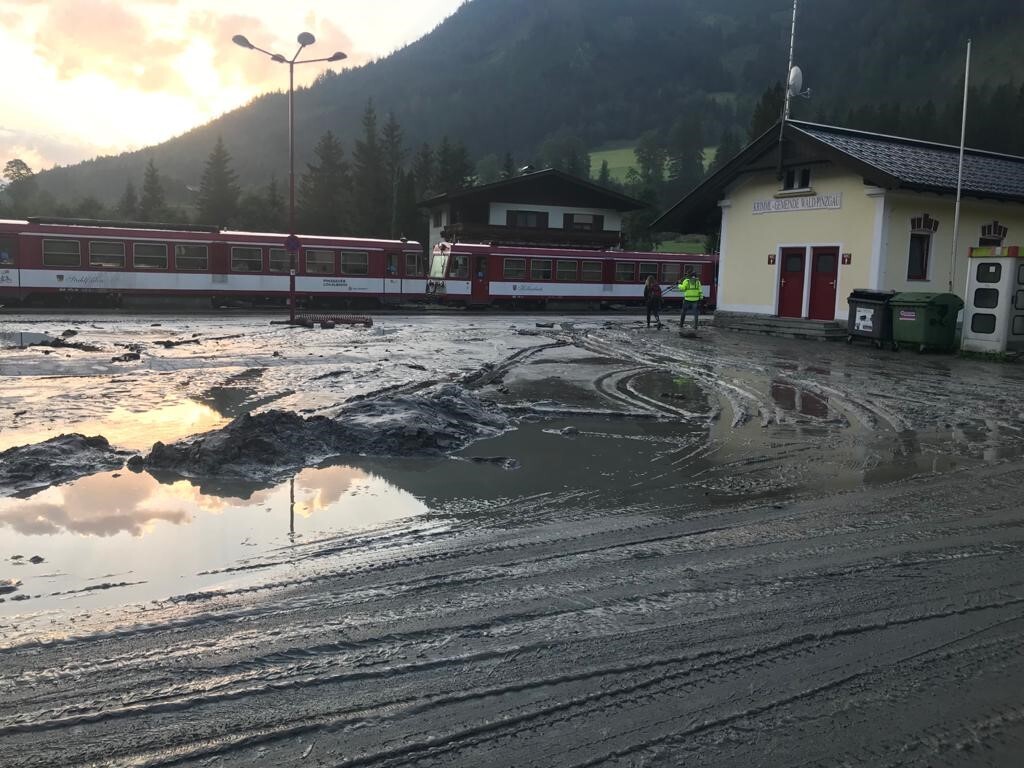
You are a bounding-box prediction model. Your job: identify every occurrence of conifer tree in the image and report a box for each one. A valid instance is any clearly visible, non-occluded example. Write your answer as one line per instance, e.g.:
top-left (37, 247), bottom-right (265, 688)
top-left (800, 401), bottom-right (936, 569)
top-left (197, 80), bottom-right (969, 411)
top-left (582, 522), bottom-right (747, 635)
top-left (196, 137), bottom-right (240, 226)
top-left (351, 100), bottom-right (387, 236)
top-left (502, 152), bottom-right (515, 179)
top-left (597, 160), bottom-right (612, 186)
top-left (411, 143), bottom-right (436, 200)
top-left (297, 131), bottom-right (351, 235)
top-left (666, 114), bottom-right (705, 195)
top-left (708, 129), bottom-right (741, 175)
top-left (138, 159), bottom-right (167, 222)
top-left (380, 111), bottom-right (407, 238)
top-left (748, 82), bottom-right (785, 140)
top-left (117, 181), bottom-right (138, 219)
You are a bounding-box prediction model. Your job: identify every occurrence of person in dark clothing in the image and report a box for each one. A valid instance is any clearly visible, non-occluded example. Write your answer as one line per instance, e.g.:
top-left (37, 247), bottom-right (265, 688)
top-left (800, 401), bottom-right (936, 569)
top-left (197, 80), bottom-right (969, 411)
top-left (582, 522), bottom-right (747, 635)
top-left (643, 275), bottom-right (662, 328)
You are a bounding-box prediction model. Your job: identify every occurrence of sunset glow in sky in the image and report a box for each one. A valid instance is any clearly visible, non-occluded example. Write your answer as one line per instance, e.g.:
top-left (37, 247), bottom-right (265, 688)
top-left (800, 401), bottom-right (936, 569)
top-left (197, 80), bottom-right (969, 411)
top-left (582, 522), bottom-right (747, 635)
top-left (0, 0), bottom-right (466, 172)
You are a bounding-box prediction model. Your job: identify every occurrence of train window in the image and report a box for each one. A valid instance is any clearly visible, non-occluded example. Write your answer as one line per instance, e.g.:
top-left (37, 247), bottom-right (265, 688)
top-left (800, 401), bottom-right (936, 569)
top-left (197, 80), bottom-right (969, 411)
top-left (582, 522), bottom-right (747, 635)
top-left (89, 241), bottom-right (125, 268)
top-left (448, 254), bottom-right (468, 278)
top-left (175, 245), bottom-right (209, 271)
top-left (269, 249), bottom-right (290, 273)
top-left (231, 247), bottom-right (263, 272)
top-left (638, 262), bottom-right (658, 281)
top-left (556, 260), bottom-right (578, 281)
top-left (662, 263), bottom-right (681, 283)
top-left (341, 250), bottom-right (369, 275)
top-left (683, 263), bottom-right (704, 279)
top-left (503, 258), bottom-right (526, 279)
top-left (306, 249), bottom-right (335, 274)
top-left (581, 260), bottom-right (602, 281)
top-left (134, 243), bottom-right (167, 269)
top-left (405, 253), bottom-right (425, 277)
top-left (530, 259), bottom-right (553, 280)
top-left (615, 262), bottom-right (636, 282)
top-left (42, 239), bottom-right (81, 267)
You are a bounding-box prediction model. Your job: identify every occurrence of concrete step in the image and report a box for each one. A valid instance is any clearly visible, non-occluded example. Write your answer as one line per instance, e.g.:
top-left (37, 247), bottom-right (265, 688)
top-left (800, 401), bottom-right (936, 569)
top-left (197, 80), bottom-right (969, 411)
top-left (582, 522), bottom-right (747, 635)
top-left (712, 311), bottom-right (846, 341)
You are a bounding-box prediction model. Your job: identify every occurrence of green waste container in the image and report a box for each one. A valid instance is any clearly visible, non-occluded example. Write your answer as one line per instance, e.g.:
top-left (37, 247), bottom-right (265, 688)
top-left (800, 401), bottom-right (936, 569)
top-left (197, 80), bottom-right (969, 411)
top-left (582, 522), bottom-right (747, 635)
top-left (890, 292), bottom-right (964, 353)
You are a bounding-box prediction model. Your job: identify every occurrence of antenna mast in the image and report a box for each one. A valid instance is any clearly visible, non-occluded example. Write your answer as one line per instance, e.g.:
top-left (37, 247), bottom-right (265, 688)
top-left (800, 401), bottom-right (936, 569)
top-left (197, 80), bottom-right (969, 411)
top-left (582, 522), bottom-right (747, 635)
top-left (777, 0), bottom-right (799, 178)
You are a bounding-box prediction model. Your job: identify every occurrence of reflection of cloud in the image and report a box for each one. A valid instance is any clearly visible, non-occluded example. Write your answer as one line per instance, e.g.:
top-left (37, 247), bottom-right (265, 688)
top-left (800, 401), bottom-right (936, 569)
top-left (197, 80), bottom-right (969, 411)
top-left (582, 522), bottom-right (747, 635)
top-left (0, 472), bottom-right (192, 537)
top-left (293, 466), bottom-right (368, 518)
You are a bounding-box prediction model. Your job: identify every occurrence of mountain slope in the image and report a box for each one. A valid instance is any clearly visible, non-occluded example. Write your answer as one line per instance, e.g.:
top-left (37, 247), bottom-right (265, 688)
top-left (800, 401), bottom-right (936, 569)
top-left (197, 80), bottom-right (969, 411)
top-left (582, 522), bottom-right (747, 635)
top-left (31, 0), bottom-right (1024, 205)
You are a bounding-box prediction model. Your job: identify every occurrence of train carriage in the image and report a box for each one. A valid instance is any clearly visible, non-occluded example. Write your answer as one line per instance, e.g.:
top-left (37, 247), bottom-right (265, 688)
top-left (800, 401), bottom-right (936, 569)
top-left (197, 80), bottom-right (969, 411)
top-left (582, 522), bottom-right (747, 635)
top-left (427, 242), bottom-right (718, 309)
top-left (0, 217), bottom-right (425, 308)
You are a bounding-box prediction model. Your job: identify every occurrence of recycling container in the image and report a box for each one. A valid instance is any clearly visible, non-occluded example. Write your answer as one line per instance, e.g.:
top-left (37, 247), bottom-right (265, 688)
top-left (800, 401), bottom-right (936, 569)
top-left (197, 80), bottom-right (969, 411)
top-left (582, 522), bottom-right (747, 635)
top-left (846, 289), bottom-right (895, 348)
top-left (890, 292), bottom-right (964, 353)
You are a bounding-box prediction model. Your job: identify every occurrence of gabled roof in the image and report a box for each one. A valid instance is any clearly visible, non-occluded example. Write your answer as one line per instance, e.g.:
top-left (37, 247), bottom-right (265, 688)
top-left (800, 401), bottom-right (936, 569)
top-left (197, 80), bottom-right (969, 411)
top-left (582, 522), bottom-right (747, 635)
top-left (418, 167), bottom-right (645, 212)
top-left (653, 120), bottom-right (1024, 233)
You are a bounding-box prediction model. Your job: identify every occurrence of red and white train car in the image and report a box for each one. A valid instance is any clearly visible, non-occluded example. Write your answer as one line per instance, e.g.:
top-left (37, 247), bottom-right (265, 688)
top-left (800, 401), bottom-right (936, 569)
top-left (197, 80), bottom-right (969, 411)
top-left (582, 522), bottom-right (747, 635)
top-left (427, 242), bottom-right (718, 308)
top-left (0, 217), bottom-right (425, 307)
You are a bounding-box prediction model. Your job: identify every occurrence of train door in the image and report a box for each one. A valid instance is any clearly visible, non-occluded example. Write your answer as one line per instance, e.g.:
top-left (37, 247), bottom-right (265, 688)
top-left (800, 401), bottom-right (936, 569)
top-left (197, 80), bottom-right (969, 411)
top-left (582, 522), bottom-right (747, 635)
top-left (384, 252), bottom-right (401, 301)
top-left (0, 234), bottom-right (20, 302)
top-left (777, 248), bottom-right (806, 318)
top-left (470, 254), bottom-right (489, 305)
top-left (807, 247), bottom-right (839, 320)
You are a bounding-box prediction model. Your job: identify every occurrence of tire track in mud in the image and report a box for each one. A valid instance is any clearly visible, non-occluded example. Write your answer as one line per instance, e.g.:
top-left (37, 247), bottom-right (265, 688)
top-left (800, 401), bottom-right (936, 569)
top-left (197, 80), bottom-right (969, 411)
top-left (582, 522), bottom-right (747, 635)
top-left (2, 461), bottom-right (1024, 767)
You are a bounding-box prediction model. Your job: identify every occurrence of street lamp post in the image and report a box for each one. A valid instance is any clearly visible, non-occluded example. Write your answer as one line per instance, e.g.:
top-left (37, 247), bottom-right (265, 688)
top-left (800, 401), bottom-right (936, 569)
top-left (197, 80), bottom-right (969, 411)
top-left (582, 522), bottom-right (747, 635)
top-left (232, 33), bottom-right (346, 323)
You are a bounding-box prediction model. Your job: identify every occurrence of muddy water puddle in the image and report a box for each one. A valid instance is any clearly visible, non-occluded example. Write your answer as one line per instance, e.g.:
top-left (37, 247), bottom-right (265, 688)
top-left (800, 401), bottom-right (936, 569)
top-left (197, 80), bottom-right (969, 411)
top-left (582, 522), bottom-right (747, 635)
top-left (0, 399), bottom-right (230, 453)
top-left (0, 464), bottom-right (429, 615)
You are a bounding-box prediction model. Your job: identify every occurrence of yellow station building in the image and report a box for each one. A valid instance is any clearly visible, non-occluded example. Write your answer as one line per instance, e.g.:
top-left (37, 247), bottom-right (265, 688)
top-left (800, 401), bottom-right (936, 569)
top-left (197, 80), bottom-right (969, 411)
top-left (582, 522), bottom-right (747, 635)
top-left (654, 121), bottom-right (1024, 322)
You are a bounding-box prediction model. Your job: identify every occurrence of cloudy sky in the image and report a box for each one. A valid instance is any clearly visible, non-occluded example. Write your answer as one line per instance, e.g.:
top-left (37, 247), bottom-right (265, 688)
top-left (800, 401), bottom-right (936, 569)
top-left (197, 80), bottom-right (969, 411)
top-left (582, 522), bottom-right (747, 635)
top-left (0, 0), bottom-right (466, 172)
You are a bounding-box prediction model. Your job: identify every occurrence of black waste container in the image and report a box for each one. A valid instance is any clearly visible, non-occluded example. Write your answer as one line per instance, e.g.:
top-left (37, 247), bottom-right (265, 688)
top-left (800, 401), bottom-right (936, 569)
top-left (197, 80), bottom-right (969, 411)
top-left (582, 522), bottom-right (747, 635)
top-left (846, 289), bottom-right (896, 348)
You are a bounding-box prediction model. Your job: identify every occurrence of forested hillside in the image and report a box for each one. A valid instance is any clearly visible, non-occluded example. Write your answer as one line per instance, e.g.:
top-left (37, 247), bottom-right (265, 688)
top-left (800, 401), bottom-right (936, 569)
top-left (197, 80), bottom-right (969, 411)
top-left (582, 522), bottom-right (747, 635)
top-left (7, 0), bottom-right (1024, 221)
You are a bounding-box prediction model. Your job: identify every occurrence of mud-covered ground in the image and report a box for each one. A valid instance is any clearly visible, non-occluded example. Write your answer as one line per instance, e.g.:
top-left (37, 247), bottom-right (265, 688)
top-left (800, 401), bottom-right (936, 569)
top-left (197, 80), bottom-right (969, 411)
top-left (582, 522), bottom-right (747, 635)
top-left (1, 312), bottom-right (1023, 767)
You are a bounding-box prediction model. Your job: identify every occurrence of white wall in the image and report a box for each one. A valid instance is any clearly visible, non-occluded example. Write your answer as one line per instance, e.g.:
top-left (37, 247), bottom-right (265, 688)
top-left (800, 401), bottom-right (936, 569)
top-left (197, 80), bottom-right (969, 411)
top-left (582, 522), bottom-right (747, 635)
top-left (427, 205), bottom-right (449, 251)
top-left (487, 202), bottom-right (623, 232)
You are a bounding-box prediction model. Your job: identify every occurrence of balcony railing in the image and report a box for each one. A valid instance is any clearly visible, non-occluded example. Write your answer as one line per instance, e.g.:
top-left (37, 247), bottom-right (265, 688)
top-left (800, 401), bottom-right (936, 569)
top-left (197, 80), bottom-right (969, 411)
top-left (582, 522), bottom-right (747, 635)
top-left (442, 223), bottom-right (622, 250)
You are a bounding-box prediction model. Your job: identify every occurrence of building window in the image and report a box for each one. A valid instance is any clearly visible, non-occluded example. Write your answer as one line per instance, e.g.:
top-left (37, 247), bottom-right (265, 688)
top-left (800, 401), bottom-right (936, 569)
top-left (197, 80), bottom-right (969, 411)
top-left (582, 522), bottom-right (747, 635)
top-left (89, 241), bottom-right (125, 268)
top-left (231, 246), bottom-right (263, 272)
top-left (530, 259), bottom-right (553, 280)
top-left (581, 260), bottom-right (603, 281)
top-left (562, 213), bottom-right (604, 231)
top-left (306, 249), bottom-right (335, 274)
top-left (907, 214), bottom-right (939, 281)
top-left (503, 257), bottom-right (526, 279)
top-left (782, 167), bottom-right (812, 191)
top-left (134, 243), bottom-right (167, 269)
top-left (42, 239), bottom-right (81, 267)
top-left (556, 260), bottom-right (578, 281)
top-left (506, 210), bottom-right (548, 229)
top-left (432, 210), bottom-right (442, 227)
top-left (615, 262), bottom-right (636, 282)
top-left (638, 262), bottom-right (659, 281)
top-left (341, 250), bottom-right (369, 275)
top-left (175, 244), bottom-right (208, 271)
top-left (269, 248), bottom-right (290, 273)
top-left (980, 220), bottom-right (1008, 247)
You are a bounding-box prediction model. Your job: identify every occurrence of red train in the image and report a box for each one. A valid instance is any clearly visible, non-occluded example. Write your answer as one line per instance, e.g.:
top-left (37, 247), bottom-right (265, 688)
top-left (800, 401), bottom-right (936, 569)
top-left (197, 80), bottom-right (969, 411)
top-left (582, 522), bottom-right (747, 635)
top-left (0, 217), bottom-right (718, 309)
top-left (426, 242), bottom-right (718, 309)
top-left (0, 217), bottom-right (426, 308)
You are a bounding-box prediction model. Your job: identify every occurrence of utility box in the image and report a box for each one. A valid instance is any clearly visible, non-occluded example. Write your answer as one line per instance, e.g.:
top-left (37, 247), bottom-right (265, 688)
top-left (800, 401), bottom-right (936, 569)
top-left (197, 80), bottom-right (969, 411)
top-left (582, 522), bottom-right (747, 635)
top-left (890, 292), bottom-right (963, 353)
top-left (961, 245), bottom-right (1024, 354)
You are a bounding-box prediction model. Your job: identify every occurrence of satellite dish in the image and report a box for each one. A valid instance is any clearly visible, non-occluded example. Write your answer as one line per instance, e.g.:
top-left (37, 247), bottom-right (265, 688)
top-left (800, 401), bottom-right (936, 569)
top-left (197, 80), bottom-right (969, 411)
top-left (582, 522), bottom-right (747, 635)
top-left (787, 66), bottom-right (803, 97)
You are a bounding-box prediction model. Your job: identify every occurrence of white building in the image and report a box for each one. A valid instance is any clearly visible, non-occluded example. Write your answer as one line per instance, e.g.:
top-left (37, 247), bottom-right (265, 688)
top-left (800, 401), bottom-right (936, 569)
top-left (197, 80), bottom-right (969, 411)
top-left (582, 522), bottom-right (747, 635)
top-left (654, 121), bottom-right (1024, 321)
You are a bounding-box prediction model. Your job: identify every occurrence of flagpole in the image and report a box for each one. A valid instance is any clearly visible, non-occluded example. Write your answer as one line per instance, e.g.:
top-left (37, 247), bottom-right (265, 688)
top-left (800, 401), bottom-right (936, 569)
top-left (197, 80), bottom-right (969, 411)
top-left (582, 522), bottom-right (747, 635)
top-left (950, 38), bottom-right (971, 293)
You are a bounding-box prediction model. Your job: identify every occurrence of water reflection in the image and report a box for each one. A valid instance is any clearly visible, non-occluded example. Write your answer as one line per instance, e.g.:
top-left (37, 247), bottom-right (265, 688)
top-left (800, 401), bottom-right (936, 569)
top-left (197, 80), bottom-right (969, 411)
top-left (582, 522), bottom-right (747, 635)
top-left (0, 400), bottom-right (229, 452)
top-left (770, 381), bottom-right (829, 419)
top-left (0, 465), bottom-right (428, 614)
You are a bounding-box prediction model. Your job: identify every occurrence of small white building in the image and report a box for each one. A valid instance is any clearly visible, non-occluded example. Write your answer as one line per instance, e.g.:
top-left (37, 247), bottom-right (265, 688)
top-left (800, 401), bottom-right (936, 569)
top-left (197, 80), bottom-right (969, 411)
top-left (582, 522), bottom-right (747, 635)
top-left (654, 121), bottom-right (1024, 321)
top-left (419, 168), bottom-right (644, 251)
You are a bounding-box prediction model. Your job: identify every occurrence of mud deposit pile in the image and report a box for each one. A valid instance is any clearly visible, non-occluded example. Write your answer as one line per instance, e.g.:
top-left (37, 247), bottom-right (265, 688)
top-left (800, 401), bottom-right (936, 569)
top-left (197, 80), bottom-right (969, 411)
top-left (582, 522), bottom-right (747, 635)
top-left (145, 384), bottom-right (508, 480)
top-left (1, 314), bottom-right (1024, 767)
top-left (0, 434), bottom-right (127, 496)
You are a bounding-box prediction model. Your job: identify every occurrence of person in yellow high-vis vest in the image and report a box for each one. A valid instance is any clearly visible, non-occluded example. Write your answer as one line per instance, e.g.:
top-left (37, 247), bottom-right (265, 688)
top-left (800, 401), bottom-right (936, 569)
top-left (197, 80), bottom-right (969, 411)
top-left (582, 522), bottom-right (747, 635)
top-left (678, 268), bottom-right (703, 329)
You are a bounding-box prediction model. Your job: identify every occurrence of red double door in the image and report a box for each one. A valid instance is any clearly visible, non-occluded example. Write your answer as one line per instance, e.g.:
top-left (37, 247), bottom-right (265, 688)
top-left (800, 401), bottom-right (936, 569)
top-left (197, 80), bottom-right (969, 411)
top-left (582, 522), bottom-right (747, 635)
top-left (777, 246), bottom-right (838, 320)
